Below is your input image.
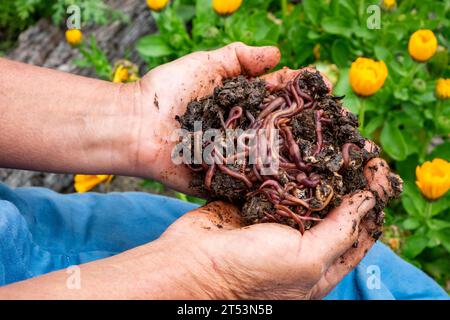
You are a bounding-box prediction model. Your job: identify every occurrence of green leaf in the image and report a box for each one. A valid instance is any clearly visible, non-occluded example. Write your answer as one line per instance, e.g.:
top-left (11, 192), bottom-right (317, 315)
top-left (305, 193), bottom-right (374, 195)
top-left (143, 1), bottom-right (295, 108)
top-left (402, 182), bottom-right (427, 216)
top-left (363, 115), bottom-right (384, 137)
top-left (136, 34), bottom-right (174, 58)
top-left (403, 217), bottom-right (421, 230)
top-left (303, 0), bottom-right (323, 25)
top-left (402, 234), bottom-right (429, 258)
top-left (374, 45), bottom-right (390, 61)
top-left (331, 39), bottom-right (351, 67)
top-left (321, 17), bottom-right (352, 38)
top-left (427, 219), bottom-right (450, 231)
top-left (380, 120), bottom-right (408, 161)
top-left (430, 196), bottom-right (450, 217)
top-left (429, 141), bottom-right (450, 161)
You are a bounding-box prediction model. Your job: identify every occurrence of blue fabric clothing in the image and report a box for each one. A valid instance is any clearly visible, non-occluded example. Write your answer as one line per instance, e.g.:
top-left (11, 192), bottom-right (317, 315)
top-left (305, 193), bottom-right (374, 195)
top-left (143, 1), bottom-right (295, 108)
top-left (0, 182), bottom-right (447, 299)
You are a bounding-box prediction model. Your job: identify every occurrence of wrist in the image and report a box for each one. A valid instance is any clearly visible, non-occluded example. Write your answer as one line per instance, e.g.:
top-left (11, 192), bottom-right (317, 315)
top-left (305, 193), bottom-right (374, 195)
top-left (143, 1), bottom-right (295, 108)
top-left (136, 238), bottom-right (239, 300)
top-left (113, 79), bottom-right (162, 178)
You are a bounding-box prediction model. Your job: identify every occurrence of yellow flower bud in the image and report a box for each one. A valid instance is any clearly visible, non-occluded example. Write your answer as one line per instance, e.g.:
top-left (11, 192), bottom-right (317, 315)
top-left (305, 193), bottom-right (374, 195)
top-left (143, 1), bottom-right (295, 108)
top-left (65, 29), bottom-right (83, 46)
top-left (212, 0), bottom-right (243, 16)
top-left (349, 57), bottom-right (388, 96)
top-left (435, 78), bottom-right (450, 100)
top-left (381, 0), bottom-right (396, 10)
top-left (408, 29), bottom-right (438, 62)
top-left (113, 66), bottom-right (130, 83)
top-left (74, 174), bottom-right (114, 193)
top-left (111, 59), bottom-right (140, 83)
top-left (416, 158), bottom-right (450, 201)
top-left (146, 0), bottom-right (170, 12)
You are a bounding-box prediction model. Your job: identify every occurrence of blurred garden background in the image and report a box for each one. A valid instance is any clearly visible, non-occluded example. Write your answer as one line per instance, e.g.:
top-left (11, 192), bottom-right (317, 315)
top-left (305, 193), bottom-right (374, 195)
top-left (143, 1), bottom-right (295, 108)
top-left (0, 0), bottom-right (449, 291)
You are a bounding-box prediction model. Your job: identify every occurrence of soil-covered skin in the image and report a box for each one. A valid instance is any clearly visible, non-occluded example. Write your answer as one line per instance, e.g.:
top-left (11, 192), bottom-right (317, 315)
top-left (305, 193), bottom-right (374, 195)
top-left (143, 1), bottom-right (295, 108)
top-left (176, 70), bottom-right (401, 236)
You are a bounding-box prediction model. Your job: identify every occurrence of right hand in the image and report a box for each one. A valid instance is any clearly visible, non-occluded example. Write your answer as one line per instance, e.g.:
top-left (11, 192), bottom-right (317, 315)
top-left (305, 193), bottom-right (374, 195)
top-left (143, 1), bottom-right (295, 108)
top-left (157, 158), bottom-right (401, 299)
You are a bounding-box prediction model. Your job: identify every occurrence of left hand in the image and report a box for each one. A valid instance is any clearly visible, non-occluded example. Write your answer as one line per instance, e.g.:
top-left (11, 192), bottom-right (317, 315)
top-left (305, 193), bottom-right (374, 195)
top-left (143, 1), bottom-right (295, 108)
top-left (128, 42), bottom-right (336, 195)
top-left (127, 42), bottom-right (281, 193)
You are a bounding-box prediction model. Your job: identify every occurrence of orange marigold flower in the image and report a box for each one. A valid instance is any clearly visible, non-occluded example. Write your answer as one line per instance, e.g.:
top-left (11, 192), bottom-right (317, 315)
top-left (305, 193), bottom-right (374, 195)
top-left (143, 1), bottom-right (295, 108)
top-left (212, 0), bottom-right (243, 16)
top-left (408, 30), bottom-right (438, 62)
top-left (349, 57), bottom-right (388, 96)
top-left (435, 78), bottom-right (450, 100)
top-left (416, 158), bottom-right (450, 200)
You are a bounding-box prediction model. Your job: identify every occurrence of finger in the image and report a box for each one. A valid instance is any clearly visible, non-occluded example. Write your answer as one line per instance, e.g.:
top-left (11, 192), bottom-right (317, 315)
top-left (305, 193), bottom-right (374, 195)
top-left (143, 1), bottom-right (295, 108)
top-left (301, 191), bottom-right (375, 269)
top-left (364, 158), bottom-right (403, 205)
top-left (261, 67), bottom-right (333, 92)
top-left (210, 42), bottom-right (281, 78)
top-left (310, 226), bottom-right (376, 299)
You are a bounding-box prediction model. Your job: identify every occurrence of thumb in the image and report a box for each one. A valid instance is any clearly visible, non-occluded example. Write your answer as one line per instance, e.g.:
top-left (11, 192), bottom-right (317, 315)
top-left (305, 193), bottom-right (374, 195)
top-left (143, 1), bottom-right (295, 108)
top-left (210, 42), bottom-right (281, 78)
top-left (301, 191), bottom-right (376, 269)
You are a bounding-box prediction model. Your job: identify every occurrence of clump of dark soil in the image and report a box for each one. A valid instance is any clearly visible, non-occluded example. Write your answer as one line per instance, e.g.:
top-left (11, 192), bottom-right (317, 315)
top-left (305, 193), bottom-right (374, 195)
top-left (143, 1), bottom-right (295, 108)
top-left (176, 70), bottom-right (401, 235)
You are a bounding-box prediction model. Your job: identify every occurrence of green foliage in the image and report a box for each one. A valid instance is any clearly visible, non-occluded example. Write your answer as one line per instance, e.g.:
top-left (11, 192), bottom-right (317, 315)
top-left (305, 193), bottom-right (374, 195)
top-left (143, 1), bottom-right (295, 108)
top-left (0, 0), bottom-right (123, 48)
top-left (74, 36), bottom-right (112, 80)
top-left (135, 0), bottom-right (450, 289)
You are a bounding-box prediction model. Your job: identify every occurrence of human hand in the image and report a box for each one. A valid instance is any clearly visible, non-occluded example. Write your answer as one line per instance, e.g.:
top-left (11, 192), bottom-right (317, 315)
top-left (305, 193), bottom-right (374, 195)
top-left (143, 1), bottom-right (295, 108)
top-left (124, 42), bottom-right (279, 192)
top-left (155, 158), bottom-right (400, 299)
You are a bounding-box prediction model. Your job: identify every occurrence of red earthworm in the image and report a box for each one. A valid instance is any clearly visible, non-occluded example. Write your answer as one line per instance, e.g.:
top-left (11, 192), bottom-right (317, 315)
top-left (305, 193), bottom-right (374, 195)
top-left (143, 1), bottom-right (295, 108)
top-left (275, 209), bottom-right (290, 218)
top-left (217, 164), bottom-right (253, 188)
top-left (264, 211), bottom-right (281, 222)
top-left (342, 143), bottom-right (361, 168)
top-left (281, 125), bottom-right (309, 171)
top-left (320, 117), bottom-right (332, 124)
top-left (310, 186), bottom-right (334, 212)
top-left (281, 90), bottom-right (292, 106)
top-left (245, 110), bottom-right (256, 126)
top-left (294, 75), bottom-right (313, 101)
top-left (280, 162), bottom-right (297, 169)
top-left (289, 82), bottom-right (302, 110)
top-left (283, 194), bottom-right (311, 209)
top-left (204, 163), bottom-right (216, 190)
top-left (225, 106), bottom-right (243, 128)
top-left (275, 204), bottom-right (305, 233)
top-left (257, 97), bottom-right (285, 120)
top-left (296, 173), bottom-right (320, 188)
top-left (186, 164), bottom-right (204, 172)
top-left (313, 110), bottom-right (324, 156)
top-left (259, 179), bottom-right (285, 194)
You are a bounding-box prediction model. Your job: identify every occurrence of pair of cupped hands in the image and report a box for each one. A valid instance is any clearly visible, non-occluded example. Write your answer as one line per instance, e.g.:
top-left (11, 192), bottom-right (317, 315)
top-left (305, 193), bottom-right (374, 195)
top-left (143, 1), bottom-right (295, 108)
top-left (128, 43), bottom-right (400, 299)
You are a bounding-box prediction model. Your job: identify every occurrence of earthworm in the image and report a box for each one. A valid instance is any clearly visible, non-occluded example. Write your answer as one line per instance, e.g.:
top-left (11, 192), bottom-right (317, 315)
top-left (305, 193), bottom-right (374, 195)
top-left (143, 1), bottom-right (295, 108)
top-left (313, 110), bottom-right (323, 156)
top-left (257, 97), bottom-right (285, 120)
top-left (225, 106), bottom-right (243, 128)
top-left (275, 204), bottom-right (305, 233)
top-left (342, 143), bottom-right (361, 168)
top-left (204, 163), bottom-right (216, 190)
top-left (310, 186), bottom-right (334, 212)
top-left (217, 164), bottom-right (253, 188)
top-left (245, 110), bottom-right (256, 126)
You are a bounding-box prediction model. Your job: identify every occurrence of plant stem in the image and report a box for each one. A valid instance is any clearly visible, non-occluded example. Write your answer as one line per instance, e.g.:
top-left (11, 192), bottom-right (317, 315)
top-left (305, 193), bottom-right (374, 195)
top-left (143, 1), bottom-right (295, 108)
top-left (405, 62), bottom-right (422, 84)
top-left (358, 97), bottom-right (366, 129)
top-left (419, 129), bottom-right (431, 162)
top-left (425, 201), bottom-right (433, 221)
top-left (435, 99), bottom-right (442, 129)
top-left (281, 0), bottom-right (288, 18)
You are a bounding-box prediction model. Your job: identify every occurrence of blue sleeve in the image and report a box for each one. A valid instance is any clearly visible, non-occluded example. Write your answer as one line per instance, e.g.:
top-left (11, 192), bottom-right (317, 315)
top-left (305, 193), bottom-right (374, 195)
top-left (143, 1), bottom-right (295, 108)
top-left (0, 182), bottom-right (197, 285)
